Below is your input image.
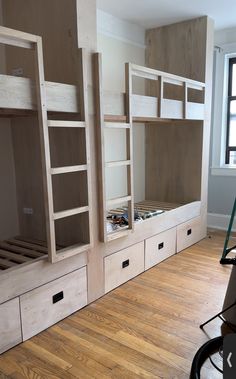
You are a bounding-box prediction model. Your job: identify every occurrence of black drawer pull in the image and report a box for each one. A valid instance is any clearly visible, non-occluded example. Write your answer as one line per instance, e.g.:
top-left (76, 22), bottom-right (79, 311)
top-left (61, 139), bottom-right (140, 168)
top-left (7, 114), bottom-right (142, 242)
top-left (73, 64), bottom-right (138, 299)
top-left (158, 242), bottom-right (164, 250)
top-left (52, 291), bottom-right (64, 304)
top-left (122, 259), bottom-right (130, 268)
top-left (187, 229), bottom-right (192, 236)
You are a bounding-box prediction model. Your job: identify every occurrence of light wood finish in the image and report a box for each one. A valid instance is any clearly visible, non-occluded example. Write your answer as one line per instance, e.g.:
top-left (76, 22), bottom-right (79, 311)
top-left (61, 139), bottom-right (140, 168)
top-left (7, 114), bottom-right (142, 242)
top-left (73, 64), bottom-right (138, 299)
top-left (145, 16), bottom-right (214, 241)
top-left (47, 120), bottom-right (86, 128)
top-left (20, 266), bottom-right (87, 341)
top-left (51, 164), bottom-right (87, 175)
top-left (0, 231), bottom-right (230, 378)
top-left (93, 54), bottom-right (135, 242)
top-left (145, 227), bottom-right (176, 270)
top-left (104, 242), bottom-right (144, 293)
top-left (0, 298), bottom-right (22, 354)
top-left (176, 216), bottom-right (202, 253)
top-left (53, 206), bottom-right (89, 220)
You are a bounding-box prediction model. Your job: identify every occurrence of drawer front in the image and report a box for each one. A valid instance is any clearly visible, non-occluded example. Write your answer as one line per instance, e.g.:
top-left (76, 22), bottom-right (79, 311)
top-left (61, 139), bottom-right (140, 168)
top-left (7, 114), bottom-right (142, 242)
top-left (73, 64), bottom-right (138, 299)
top-left (104, 242), bottom-right (144, 293)
top-left (0, 298), bottom-right (22, 354)
top-left (177, 217), bottom-right (202, 252)
top-left (145, 227), bottom-right (176, 270)
top-left (20, 267), bottom-right (87, 341)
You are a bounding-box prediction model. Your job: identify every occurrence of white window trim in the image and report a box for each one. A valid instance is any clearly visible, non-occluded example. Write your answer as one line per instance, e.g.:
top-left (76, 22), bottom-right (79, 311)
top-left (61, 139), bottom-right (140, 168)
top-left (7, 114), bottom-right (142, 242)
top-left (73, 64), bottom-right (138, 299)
top-left (211, 42), bottom-right (236, 176)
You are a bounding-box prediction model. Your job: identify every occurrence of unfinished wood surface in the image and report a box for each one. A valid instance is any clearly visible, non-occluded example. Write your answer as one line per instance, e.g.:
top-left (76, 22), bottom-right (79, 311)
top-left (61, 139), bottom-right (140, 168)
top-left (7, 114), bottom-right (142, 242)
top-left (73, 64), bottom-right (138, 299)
top-left (20, 266), bottom-right (87, 341)
top-left (0, 236), bottom-right (48, 271)
top-left (3, 0), bottom-right (79, 84)
top-left (145, 16), bottom-right (214, 240)
top-left (145, 227), bottom-right (176, 270)
top-left (0, 231), bottom-right (230, 378)
top-left (0, 298), bottom-right (22, 354)
top-left (176, 216), bottom-right (202, 253)
top-left (104, 242), bottom-right (144, 293)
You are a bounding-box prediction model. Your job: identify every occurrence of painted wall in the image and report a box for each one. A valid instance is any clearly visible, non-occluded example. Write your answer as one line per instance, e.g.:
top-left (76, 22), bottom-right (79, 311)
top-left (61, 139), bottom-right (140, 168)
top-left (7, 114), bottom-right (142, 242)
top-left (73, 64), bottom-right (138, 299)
top-left (0, 0), bottom-right (19, 239)
top-left (208, 26), bottom-right (236, 229)
top-left (97, 11), bottom-right (146, 203)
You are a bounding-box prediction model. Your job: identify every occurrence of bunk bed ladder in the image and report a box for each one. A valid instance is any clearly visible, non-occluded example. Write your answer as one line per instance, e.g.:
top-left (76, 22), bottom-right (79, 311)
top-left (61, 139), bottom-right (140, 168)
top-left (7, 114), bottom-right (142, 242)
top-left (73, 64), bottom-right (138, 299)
top-left (94, 54), bottom-right (134, 242)
top-left (35, 44), bottom-right (91, 262)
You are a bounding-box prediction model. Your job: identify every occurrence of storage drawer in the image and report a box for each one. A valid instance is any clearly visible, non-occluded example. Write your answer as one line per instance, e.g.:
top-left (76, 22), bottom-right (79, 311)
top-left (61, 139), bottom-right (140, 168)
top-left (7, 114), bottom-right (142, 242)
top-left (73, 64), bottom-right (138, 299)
top-left (104, 242), bottom-right (144, 293)
top-left (0, 298), bottom-right (22, 354)
top-left (145, 227), bottom-right (176, 270)
top-left (20, 266), bottom-right (87, 341)
top-left (177, 217), bottom-right (202, 252)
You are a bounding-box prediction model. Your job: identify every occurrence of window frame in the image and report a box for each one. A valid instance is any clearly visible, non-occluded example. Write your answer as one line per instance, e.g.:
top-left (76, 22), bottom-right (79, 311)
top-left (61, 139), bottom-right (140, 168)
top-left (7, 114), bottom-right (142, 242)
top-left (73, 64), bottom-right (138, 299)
top-left (225, 57), bottom-right (236, 164)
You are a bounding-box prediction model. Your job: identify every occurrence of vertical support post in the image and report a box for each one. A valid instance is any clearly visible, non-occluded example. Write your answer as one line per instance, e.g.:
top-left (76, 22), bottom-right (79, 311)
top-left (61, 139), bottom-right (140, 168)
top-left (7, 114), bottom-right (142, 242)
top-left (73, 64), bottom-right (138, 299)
top-left (125, 63), bottom-right (134, 231)
top-left (78, 48), bottom-right (93, 246)
top-left (183, 82), bottom-right (188, 119)
top-left (34, 37), bottom-right (56, 262)
top-left (158, 75), bottom-right (163, 118)
top-left (93, 53), bottom-right (107, 242)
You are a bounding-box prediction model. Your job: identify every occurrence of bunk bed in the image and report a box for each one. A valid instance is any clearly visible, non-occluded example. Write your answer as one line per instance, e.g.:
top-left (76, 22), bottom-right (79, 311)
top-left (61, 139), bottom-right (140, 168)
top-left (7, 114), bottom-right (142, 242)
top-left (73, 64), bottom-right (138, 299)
top-left (94, 53), bottom-right (204, 242)
top-left (0, 26), bottom-right (92, 269)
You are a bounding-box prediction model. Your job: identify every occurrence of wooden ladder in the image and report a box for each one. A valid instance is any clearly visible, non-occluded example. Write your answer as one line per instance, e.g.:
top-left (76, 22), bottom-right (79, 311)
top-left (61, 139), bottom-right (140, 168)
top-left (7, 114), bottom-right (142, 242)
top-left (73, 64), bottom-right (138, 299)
top-left (0, 26), bottom-right (91, 263)
top-left (94, 53), bottom-right (134, 242)
top-left (36, 45), bottom-right (92, 263)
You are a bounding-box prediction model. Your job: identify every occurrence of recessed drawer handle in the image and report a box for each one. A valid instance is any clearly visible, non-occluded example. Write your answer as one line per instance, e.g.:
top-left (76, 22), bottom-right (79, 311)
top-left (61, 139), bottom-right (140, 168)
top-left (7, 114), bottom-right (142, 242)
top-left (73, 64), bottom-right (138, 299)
top-left (158, 242), bottom-right (164, 250)
top-left (187, 229), bottom-right (192, 236)
top-left (122, 259), bottom-right (130, 268)
top-left (52, 291), bottom-right (64, 304)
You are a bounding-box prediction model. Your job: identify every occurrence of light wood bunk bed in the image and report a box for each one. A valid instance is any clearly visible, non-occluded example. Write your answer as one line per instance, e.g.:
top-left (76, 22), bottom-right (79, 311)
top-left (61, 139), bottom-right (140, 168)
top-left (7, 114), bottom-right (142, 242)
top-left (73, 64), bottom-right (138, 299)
top-left (0, 26), bottom-right (92, 270)
top-left (94, 53), bottom-right (205, 242)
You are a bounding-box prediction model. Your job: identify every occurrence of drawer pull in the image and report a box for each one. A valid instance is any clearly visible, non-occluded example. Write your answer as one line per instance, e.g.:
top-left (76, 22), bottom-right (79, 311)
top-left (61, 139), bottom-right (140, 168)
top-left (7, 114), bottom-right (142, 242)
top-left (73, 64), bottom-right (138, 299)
top-left (52, 291), bottom-right (64, 304)
top-left (158, 242), bottom-right (164, 250)
top-left (122, 259), bottom-right (130, 269)
top-left (187, 229), bottom-right (192, 236)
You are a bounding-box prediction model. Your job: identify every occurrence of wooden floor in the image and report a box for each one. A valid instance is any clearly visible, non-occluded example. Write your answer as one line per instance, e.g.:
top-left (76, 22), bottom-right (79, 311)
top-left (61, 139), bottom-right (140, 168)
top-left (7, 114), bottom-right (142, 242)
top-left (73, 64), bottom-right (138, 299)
top-left (0, 230), bottom-right (232, 378)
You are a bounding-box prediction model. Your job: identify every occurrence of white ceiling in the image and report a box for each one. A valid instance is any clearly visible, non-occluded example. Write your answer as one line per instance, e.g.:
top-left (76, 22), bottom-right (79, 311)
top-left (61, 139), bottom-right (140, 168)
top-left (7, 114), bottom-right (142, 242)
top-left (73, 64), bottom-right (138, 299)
top-left (97, 0), bottom-right (236, 30)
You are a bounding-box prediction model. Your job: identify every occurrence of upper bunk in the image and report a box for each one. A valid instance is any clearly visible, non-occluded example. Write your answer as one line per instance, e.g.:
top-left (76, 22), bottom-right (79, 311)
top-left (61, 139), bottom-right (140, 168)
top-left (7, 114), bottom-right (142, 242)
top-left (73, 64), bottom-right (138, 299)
top-left (0, 54), bottom-right (205, 122)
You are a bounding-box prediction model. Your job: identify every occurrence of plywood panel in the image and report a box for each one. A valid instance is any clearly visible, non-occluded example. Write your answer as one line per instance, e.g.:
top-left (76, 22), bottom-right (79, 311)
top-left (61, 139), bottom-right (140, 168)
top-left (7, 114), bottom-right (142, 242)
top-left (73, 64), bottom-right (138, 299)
top-left (104, 242), bottom-right (144, 293)
top-left (0, 297), bottom-right (22, 353)
top-left (145, 122), bottom-right (203, 204)
top-left (2, 0), bottom-right (78, 84)
top-left (20, 267), bottom-right (87, 340)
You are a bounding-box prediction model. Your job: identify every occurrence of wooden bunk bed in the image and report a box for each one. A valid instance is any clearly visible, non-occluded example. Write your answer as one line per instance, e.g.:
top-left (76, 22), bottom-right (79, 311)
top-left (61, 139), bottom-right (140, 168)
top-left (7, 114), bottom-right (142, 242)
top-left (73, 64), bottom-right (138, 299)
top-left (93, 53), bottom-right (204, 242)
top-left (0, 26), bottom-right (92, 268)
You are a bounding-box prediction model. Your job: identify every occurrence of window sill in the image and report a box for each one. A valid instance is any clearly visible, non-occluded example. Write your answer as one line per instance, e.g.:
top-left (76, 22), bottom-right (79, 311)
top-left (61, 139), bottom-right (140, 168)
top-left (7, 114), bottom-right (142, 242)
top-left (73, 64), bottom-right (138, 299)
top-left (211, 166), bottom-right (236, 176)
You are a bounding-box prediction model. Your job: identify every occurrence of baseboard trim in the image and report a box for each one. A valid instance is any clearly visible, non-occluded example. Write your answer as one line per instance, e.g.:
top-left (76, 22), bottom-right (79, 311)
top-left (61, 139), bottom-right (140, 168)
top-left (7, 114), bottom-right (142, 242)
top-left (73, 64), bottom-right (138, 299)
top-left (207, 212), bottom-right (236, 231)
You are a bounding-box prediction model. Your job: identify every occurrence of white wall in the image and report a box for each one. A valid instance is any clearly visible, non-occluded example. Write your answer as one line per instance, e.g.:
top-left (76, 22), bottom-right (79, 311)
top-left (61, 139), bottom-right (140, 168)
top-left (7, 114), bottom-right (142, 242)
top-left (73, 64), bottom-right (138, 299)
top-left (97, 11), bottom-right (146, 203)
top-left (208, 26), bottom-right (236, 230)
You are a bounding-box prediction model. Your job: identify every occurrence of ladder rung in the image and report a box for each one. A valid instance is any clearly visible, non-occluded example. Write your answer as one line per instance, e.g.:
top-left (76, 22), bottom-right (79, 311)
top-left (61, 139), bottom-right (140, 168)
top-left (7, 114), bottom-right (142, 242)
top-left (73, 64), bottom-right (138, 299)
top-left (47, 120), bottom-right (86, 128)
top-left (105, 160), bottom-right (131, 168)
top-left (54, 243), bottom-right (91, 262)
top-left (53, 206), bottom-right (89, 220)
top-left (51, 165), bottom-right (87, 175)
top-left (106, 196), bottom-right (132, 208)
top-left (104, 122), bottom-right (130, 129)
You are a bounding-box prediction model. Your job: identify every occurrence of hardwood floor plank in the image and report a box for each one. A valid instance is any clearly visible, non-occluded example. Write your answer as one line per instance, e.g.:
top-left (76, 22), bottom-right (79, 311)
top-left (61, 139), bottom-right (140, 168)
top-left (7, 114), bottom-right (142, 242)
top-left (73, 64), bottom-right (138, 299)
top-left (0, 230), bottom-right (230, 378)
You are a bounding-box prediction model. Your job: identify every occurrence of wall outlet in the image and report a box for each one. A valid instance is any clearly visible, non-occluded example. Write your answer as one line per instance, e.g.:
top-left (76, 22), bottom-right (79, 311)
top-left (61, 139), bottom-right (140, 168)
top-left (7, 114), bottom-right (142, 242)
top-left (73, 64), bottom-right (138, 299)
top-left (23, 207), bottom-right (33, 215)
top-left (12, 67), bottom-right (24, 77)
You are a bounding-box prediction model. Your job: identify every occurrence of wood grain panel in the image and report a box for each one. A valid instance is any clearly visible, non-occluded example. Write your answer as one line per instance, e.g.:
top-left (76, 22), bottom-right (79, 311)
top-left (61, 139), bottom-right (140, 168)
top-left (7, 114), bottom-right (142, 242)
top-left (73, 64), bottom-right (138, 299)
top-left (0, 298), bottom-right (22, 354)
top-left (20, 266), bottom-right (87, 340)
top-left (0, 231), bottom-right (230, 378)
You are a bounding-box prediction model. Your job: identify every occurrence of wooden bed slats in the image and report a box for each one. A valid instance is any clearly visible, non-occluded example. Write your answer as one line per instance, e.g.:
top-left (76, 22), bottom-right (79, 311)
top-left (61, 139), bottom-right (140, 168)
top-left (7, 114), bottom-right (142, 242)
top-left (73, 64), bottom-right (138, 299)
top-left (0, 237), bottom-right (48, 271)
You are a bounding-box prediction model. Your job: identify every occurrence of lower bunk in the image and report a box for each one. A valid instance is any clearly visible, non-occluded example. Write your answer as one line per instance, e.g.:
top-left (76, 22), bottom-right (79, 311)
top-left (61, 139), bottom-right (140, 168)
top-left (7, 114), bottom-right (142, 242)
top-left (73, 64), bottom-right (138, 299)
top-left (0, 236), bottom-right (48, 270)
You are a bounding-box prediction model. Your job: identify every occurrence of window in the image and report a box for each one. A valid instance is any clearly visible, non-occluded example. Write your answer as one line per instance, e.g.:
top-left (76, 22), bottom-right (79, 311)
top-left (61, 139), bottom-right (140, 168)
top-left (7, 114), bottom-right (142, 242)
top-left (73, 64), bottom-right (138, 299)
top-left (226, 57), bottom-right (236, 164)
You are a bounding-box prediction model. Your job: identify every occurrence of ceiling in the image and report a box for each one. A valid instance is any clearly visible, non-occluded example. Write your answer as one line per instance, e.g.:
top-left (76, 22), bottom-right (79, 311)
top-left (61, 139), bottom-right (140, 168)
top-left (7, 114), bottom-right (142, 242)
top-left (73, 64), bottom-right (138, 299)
top-left (97, 0), bottom-right (236, 30)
